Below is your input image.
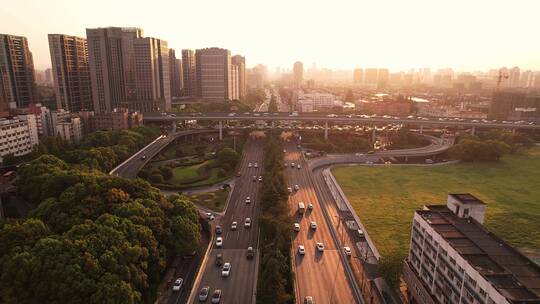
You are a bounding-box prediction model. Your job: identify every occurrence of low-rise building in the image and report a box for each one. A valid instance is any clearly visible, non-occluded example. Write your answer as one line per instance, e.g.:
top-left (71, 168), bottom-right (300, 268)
top-left (294, 90), bottom-right (336, 112)
top-left (0, 114), bottom-right (39, 162)
top-left (358, 100), bottom-right (412, 116)
top-left (403, 193), bottom-right (540, 304)
top-left (92, 108), bottom-right (143, 131)
top-left (55, 117), bottom-right (82, 144)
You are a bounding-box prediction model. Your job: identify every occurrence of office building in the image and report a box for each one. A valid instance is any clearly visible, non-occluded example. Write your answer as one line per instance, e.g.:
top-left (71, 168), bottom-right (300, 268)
top-left (0, 34), bottom-right (37, 108)
top-left (48, 34), bottom-right (93, 112)
top-left (232, 55), bottom-right (246, 99)
top-left (169, 49), bottom-right (182, 97)
top-left (489, 92), bottom-right (540, 122)
top-left (0, 114), bottom-right (38, 162)
top-left (293, 61), bottom-right (303, 87)
top-left (182, 49), bottom-right (197, 97)
top-left (364, 68), bottom-right (378, 85)
top-left (403, 193), bottom-right (540, 304)
top-left (353, 68), bottom-right (364, 83)
top-left (86, 27), bottom-right (143, 113)
top-left (133, 37), bottom-right (171, 111)
top-left (231, 64), bottom-right (239, 100)
top-left (195, 47), bottom-right (232, 100)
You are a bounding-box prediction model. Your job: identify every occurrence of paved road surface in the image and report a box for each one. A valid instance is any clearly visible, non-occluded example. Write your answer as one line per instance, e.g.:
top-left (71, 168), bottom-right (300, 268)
top-left (190, 138), bottom-right (264, 304)
top-left (284, 142), bottom-right (360, 304)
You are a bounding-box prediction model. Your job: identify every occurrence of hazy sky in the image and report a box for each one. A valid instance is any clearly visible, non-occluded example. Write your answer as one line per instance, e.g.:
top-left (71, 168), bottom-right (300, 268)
top-left (1, 0), bottom-right (539, 71)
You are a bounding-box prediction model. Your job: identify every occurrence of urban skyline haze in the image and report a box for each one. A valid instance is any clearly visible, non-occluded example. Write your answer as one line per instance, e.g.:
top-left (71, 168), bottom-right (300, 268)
top-left (1, 0), bottom-right (540, 71)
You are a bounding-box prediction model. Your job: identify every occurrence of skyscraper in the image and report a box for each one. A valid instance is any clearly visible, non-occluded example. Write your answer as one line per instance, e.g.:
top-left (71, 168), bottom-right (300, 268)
top-left (232, 55), bottom-right (246, 99)
top-left (195, 48), bottom-right (232, 100)
top-left (353, 68), bottom-right (364, 83)
top-left (508, 66), bottom-right (520, 88)
top-left (293, 61), bottom-right (303, 87)
top-left (231, 64), bottom-right (239, 100)
top-left (0, 34), bottom-right (37, 108)
top-left (133, 37), bottom-right (171, 111)
top-left (48, 34), bottom-right (93, 112)
top-left (86, 27), bottom-right (143, 113)
top-left (169, 49), bottom-right (182, 98)
top-left (364, 68), bottom-right (378, 84)
top-left (182, 49), bottom-right (197, 97)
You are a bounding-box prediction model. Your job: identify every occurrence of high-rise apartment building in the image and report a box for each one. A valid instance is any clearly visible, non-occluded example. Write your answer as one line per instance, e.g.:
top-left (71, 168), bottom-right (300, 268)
top-left (48, 34), bottom-right (93, 112)
top-left (377, 68), bottom-right (389, 85)
top-left (132, 37), bottom-right (171, 111)
top-left (169, 49), bottom-right (182, 98)
top-left (182, 49), bottom-right (197, 97)
top-left (230, 64), bottom-right (239, 100)
top-left (353, 68), bottom-right (364, 83)
top-left (195, 48), bottom-right (232, 100)
top-left (508, 67), bottom-right (520, 88)
top-left (0, 34), bottom-right (37, 108)
top-left (293, 61), bottom-right (304, 87)
top-left (403, 193), bottom-right (540, 304)
top-left (364, 68), bottom-right (378, 84)
top-left (86, 27), bottom-right (143, 113)
top-left (232, 55), bottom-right (246, 99)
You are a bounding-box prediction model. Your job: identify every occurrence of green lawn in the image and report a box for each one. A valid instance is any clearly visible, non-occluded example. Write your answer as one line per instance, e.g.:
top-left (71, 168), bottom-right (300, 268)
top-left (186, 189), bottom-right (230, 212)
top-left (332, 148), bottom-right (540, 264)
top-left (170, 161), bottom-right (208, 183)
top-left (169, 160), bottom-right (230, 188)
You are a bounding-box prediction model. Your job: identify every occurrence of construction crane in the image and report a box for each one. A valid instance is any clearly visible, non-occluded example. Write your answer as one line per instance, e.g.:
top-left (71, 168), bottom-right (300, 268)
top-left (496, 70), bottom-right (509, 91)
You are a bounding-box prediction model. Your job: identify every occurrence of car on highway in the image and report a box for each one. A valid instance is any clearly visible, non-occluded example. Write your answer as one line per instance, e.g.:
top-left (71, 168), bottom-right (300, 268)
top-left (231, 221), bottom-right (237, 230)
top-left (199, 286), bottom-right (210, 301)
top-left (307, 203), bottom-right (313, 210)
top-left (298, 245), bottom-right (305, 255)
top-left (215, 225), bottom-right (222, 234)
top-left (316, 242), bottom-right (325, 252)
top-left (244, 218), bottom-right (251, 228)
top-left (245, 196), bottom-right (251, 204)
top-left (304, 296), bottom-right (314, 304)
top-left (297, 164), bottom-right (301, 169)
top-left (254, 162), bottom-right (258, 168)
top-left (283, 149), bottom-right (286, 153)
top-left (236, 171), bottom-right (241, 177)
top-left (206, 213), bottom-right (215, 220)
top-left (258, 176), bottom-right (263, 182)
top-left (344, 246), bottom-right (352, 257)
top-left (221, 262), bottom-right (231, 277)
top-left (294, 184), bottom-right (300, 191)
top-left (215, 253), bottom-right (223, 266)
top-left (288, 187), bottom-right (293, 193)
top-left (172, 278), bottom-right (183, 291)
top-left (327, 114), bottom-right (338, 117)
top-left (291, 162), bottom-right (295, 167)
top-left (211, 289), bottom-right (222, 303)
top-left (252, 175), bottom-right (257, 182)
top-left (248, 162), bottom-right (252, 168)
top-left (310, 221), bottom-right (317, 229)
top-left (293, 223), bottom-right (300, 232)
top-left (247, 246), bottom-right (254, 259)
top-left (215, 237), bottom-right (223, 247)
top-left (298, 202), bottom-right (305, 214)
top-left (140, 155), bottom-right (147, 160)
top-left (284, 162), bottom-right (288, 167)
top-left (228, 113), bottom-right (236, 117)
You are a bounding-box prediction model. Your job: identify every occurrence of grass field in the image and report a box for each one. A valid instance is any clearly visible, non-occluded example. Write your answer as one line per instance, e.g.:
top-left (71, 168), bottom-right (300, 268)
top-left (332, 148), bottom-right (540, 265)
top-left (186, 189), bottom-right (230, 212)
top-left (169, 160), bottom-right (229, 188)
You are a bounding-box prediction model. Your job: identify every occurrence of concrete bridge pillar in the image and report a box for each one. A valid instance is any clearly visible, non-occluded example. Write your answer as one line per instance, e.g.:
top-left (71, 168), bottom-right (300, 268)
top-left (171, 121), bottom-right (176, 132)
top-left (372, 127), bottom-right (376, 142)
top-left (420, 124), bottom-right (424, 134)
top-left (271, 120), bottom-right (275, 129)
top-left (324, 122), bottom-right (329, 141)
top-left (219, 120), bottom-right (223, 141)
top-left (471, 126), bottom-right (476, 136)
top-left (512, 128), bottom-right (516, 135)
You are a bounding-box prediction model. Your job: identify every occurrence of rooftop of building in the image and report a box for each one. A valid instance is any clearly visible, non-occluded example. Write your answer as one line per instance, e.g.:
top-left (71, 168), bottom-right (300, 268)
top-left (418, 205), bottom-right (540, 303)
top-left (449, 193), bottom-right (486, 205)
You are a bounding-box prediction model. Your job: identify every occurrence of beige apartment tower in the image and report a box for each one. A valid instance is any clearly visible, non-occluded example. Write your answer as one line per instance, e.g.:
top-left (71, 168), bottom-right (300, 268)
top-left (232, 55), bottom-right (246, 99)
top-left (0, 34), bottom-right (37, 108)
top-left (48, 34), bottom-right (93, 112)
top-left (86, 27), bottom-right (142, 113)
top-left (195, 47), bottom-right (232, 100)
top-left (168, 49), bottom-right (182, 98)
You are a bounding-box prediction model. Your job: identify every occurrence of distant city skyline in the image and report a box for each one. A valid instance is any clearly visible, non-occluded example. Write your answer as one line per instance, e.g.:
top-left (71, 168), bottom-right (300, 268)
top-left (1, 0), bottom-right (540, 71)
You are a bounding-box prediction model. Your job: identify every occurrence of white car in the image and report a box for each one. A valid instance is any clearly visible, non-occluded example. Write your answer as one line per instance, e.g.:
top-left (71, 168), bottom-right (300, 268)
top-left (291, 162), bottom-right (296, 167)
top-left (228, 113), bottom-right (236, 117)
top-left (327, 114), bottom-right (338, 118)
top-left (316, 242), bottom-right (325, 252)
top-left (231, 221), bottom-right (237, 230)
top-left (294, 223), bottom-right (300, 232)
top-left (248, 162), bottom-right (252, 168)
top-left (310, 221), bottom-right (317, 229)
top-left (344, 246), bottom-right (352, 257)
top-left (287, 187), bottom-right (293, 193)
top-left (221, 262), bottom-right (231, 277)
top-left (298, 245), bottom-right (305, 255)
top-left (206, 212), bottom-right (215, 220)
top-left (199, 286), bottom-right (210, 301)
top-left (254, 162), bottom-right (258, 168)
top-left (258, 176), bottom-right (263, 182)
top-left (294, 184), bottom-right (300, 191)
top-left (297, 164), bottom-right (301, 169)
top-left (284, 162), bottom-right (288, 167)
top-left (216, 237), bottom-right (223, 247)
top-left (245, 196), bottom-right (251, 204)
top-left (244, 218), bottom-right (251, 228)
top-left (172, 278), bottom-right (183, 291)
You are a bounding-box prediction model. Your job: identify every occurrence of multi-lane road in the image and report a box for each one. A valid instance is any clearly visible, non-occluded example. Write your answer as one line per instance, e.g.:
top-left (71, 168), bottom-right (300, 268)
top-left (285, 141), bottom-right (362, 304)
top-left (189, 138), bottom-right (264, 304)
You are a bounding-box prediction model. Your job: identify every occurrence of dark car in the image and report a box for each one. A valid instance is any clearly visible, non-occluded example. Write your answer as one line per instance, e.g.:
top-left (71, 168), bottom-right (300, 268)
top-left (246, 246), bottom-right (254, 259)
top-left (215, 225), bottom-right (222, 234)
top-left (215, 253), bottom-right (223, 266)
